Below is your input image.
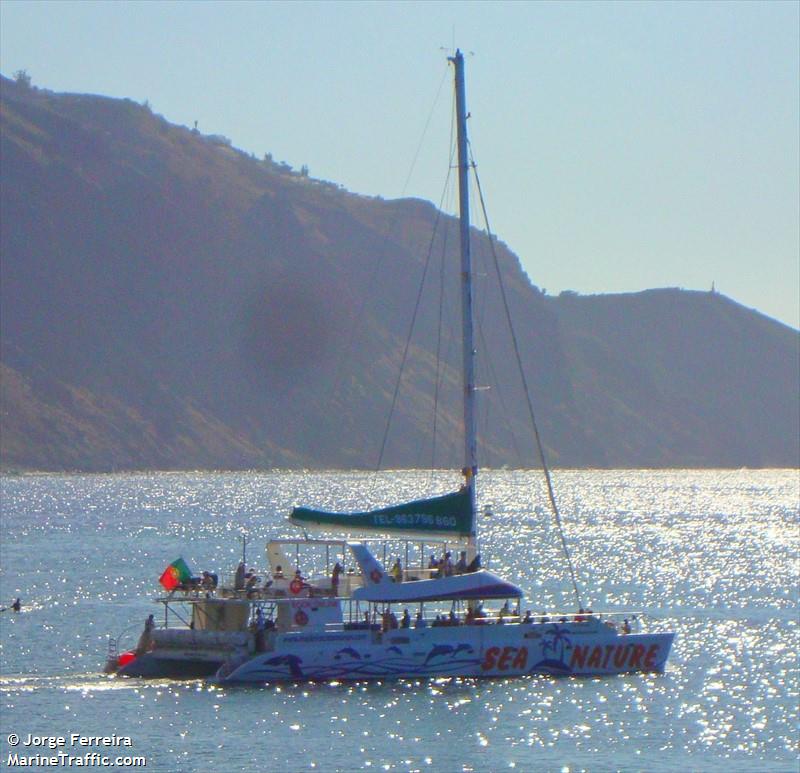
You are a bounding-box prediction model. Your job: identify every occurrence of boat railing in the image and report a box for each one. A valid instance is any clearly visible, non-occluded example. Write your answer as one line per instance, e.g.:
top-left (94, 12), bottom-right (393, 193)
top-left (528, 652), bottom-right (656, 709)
top-left (151, 628), bottom-right (249, 650)
top-left (167, 563), bottom-right (464, 600)
top-left (107, 621), bottom-right (141, 656)
top-left (160, 577), bottom-right (349, 602)
top-left (329, 610), bottom-right (644, 632)
top-left (400, 567), bottom-right (438, 581)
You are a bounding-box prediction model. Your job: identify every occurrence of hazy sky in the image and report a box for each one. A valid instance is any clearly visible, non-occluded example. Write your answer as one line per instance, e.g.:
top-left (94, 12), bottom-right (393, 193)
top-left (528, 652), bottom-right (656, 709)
top-left (2, 1), bottom-right (798, 328)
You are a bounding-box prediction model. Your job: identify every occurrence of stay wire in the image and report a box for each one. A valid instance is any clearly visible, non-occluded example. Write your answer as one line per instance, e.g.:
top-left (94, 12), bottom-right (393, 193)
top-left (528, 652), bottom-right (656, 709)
top-left (429, 91), bottom-right (458, 479)
top-left (430, 217), bottom-right (450, 476)
top-left (374, 169), bottom-right (453, 474)
top-left (326, 62), bottom-right (450, 461)
top-left (468, 143), bottom-right (584, 611)
top-left (473, 296), bottom-right (526, 469)
top-left (468, 199), bottom-right (527, 469)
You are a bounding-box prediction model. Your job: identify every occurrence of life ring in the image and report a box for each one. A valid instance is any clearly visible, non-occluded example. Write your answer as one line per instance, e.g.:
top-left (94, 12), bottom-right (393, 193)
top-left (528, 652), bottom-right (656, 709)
top-left (294, 609), bottom-right (309, 627)
top-left (370, 569), bottom-right (382, 584)
top-left (289, 578), bottom-right (303, 595)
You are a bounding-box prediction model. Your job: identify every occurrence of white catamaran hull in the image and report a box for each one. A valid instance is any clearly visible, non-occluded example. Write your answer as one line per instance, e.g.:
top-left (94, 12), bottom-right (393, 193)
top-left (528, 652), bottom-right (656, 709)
top-left (216, 620), bottom-right (674, 684)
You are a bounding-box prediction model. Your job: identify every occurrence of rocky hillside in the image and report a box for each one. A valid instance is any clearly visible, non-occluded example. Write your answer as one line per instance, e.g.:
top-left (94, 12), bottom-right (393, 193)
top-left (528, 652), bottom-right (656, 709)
top-left (1, 76), bottom-right (797, 470)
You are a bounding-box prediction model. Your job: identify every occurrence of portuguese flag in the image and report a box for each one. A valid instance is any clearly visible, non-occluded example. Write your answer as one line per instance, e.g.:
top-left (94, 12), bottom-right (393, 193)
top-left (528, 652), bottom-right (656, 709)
top-left (159, 558), bottom-right (192, 591)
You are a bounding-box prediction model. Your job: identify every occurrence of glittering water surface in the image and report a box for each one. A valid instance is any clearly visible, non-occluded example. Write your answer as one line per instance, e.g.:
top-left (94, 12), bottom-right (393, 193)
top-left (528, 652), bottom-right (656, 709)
top-left (0, 470), bottom-right (797, 772)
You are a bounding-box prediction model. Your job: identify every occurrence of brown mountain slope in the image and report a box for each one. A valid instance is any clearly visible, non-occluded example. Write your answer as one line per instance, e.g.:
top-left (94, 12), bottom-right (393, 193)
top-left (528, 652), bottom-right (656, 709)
top-left (1, 76), bottom-right (797, 470)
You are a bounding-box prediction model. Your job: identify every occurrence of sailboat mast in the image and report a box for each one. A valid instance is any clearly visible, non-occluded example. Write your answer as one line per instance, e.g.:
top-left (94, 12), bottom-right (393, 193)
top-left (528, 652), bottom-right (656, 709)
top-left (451, 49), bottom-right (478, 542)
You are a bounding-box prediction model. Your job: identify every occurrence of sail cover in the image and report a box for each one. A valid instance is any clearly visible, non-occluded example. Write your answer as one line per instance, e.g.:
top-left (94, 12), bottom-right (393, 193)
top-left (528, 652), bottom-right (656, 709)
top-left (290, 488), bottom-right (474, 537)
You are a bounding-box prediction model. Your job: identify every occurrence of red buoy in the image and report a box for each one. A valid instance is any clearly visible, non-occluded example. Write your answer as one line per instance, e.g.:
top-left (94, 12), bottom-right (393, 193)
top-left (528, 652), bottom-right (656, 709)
top-left (117, 651), bottom-right (137, 668)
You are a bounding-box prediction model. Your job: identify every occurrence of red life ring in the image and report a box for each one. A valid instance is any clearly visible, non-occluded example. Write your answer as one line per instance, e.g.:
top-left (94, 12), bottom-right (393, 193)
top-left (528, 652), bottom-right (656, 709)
top-left (289, 578), bottom-right (303, 595)
top-left (294, 609), bottom-right (309, 626)
top-left (370, 569), bottom-right (382, 584)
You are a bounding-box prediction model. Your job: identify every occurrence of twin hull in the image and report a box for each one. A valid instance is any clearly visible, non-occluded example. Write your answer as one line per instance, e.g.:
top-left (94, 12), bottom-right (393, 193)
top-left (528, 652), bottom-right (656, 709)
top-left (217, 620), bottom-right (674, 683)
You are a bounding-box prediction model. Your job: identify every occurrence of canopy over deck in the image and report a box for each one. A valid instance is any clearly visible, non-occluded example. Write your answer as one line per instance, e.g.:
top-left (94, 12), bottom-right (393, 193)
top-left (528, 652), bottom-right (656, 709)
top-left (351, 570), bottom-right (521, 603)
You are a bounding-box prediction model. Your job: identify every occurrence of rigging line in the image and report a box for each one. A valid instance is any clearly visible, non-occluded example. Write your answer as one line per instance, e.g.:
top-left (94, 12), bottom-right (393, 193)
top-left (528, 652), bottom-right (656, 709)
top-left (374, 171), bottom-right (453, 475)
top-left (430, 83), bottom-right (460, 482)
top-left (325, 62), bottom-right (451, 448)
top-left (430, 213), bottom-right (450, 479)
top-left (470, 179), bottom-right (491, 331)
top-left (469, 194), bottom-right (526, 469)
top-left (430, 277), bottom-right (459, 478)
top-left (399, 63), bottom-right (451, 201)
top-left (473, 299), bottom-right (526, 469)
top-left (468, 143), bottom-right (585, 611)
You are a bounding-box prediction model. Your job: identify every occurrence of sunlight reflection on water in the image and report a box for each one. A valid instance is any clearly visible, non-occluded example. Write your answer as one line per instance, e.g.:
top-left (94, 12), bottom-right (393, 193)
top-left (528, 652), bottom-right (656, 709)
top-left (0, 469), bottom-right (797, 772)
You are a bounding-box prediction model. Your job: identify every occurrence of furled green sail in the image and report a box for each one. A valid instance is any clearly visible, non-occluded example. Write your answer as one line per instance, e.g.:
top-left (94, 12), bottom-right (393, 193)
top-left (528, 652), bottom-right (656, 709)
top-left (290, 488), bottom-right (474, 537)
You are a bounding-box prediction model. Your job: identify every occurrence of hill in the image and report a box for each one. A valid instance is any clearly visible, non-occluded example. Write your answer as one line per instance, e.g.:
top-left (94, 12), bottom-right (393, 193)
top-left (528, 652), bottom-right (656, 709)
top-left (1, 76), bottom-right (797, 471)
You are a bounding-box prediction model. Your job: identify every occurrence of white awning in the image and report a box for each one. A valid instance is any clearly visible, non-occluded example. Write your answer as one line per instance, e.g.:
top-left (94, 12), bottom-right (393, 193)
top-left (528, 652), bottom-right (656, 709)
top-left (351, 570), bottom-right (521, 603)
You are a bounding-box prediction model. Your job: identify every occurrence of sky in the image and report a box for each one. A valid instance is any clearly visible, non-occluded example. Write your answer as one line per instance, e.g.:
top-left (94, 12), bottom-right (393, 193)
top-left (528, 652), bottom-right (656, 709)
top-left (2, 0), bottom-right (798, 328)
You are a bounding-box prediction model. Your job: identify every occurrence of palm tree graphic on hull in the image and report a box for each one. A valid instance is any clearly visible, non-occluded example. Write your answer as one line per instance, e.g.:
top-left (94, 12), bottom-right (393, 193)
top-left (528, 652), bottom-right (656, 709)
top-left (532, 625), bottom-right (573, 675)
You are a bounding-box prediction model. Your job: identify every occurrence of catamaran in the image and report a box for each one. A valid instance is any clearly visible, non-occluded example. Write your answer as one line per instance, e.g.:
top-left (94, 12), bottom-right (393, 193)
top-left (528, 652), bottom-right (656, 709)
top-left (106, 51), bottom-right (674, 683)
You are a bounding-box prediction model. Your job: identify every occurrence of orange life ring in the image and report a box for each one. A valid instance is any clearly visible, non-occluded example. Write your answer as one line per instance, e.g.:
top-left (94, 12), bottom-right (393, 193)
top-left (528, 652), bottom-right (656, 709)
top-left (370, 569), bottom-right (382, 584)
top-left (294, 609), bottom-right (309, 626)
top-left (289, 578), bottom-right (303, 595)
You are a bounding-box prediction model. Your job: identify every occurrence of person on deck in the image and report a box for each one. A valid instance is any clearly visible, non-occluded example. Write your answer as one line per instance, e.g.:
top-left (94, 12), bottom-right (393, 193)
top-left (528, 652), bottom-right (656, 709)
top-left (234, 562), bottom-right (246, 591)
top-left (201, 571), bottom-right (217, 591)
top-left (382, 609), bottom-right (398, 632)
top-left (331, 562), bottom-right (343, 595)
top-left (401, 609), bottom-right (411, 628)
top-left (441, 552), bottom-right (453, 577)
top-left (254, 607), bottom-right (266, 652)
top-left (391, 559), bottom-right (402, 583)
top-left (245, 570), bottom-right (259, 597)
top-left (135, 614), bottom-right (155, 655)
top-left (455, 551), bottom-right (468, 574)
top-left (498, 601), bottom-right (510, 623)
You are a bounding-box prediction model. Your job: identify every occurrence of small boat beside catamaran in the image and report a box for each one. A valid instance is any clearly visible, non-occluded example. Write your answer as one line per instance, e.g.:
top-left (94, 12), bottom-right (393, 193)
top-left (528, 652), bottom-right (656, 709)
top-left (105, 50), bottom-right (674, 684)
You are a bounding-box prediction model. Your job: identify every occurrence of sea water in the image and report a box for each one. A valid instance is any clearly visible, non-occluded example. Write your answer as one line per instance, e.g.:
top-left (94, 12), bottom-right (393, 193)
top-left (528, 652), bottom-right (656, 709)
top-left (0, 469), bottom-right (797, 772)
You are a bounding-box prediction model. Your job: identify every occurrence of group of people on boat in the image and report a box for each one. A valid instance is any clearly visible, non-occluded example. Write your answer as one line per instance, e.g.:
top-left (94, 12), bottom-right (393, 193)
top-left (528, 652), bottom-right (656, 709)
top-left (385, 550), bottom-right (482, 584)
top-left (428, 550), bottom-right (480, 578)
top-left (371, 601), bottom-right (531, 631)
top-left (170, 570), bottom-right (219, 593)
top-left (234, 563), bottom-right (266, 595)
top-left (371, 603), bottom-right (627, 631)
